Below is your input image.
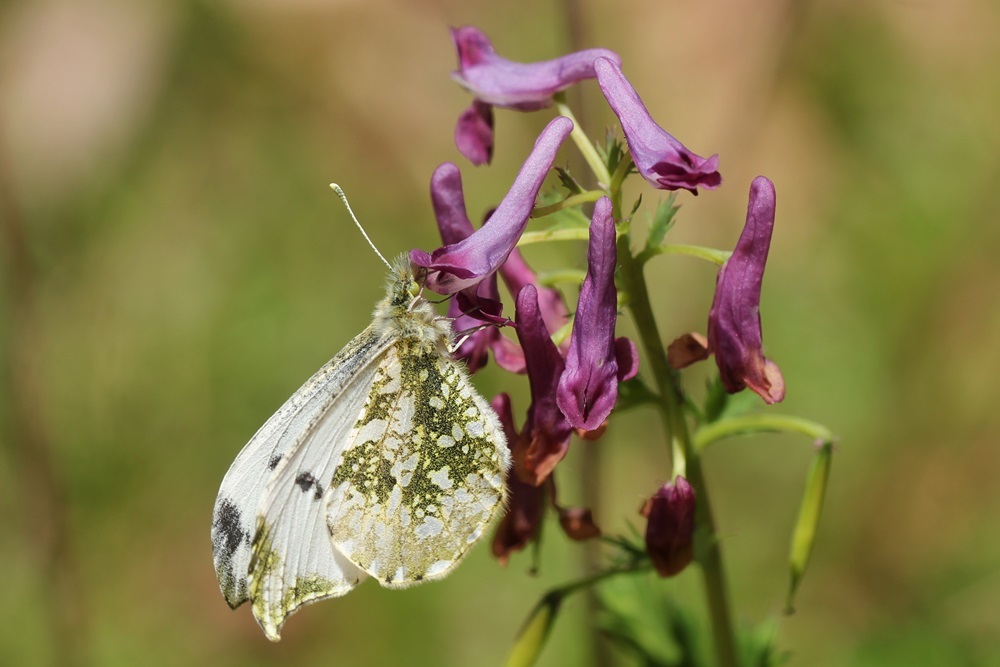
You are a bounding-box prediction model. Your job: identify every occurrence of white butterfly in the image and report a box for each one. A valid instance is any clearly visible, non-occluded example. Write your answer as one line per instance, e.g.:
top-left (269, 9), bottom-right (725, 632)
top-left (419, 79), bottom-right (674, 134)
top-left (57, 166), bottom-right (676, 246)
top-left (211, 192), bottom-right (510, 641)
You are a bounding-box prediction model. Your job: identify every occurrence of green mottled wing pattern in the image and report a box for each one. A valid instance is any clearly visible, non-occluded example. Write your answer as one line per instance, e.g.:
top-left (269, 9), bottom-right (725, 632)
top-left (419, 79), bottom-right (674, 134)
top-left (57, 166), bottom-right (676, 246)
top-left (327, 339), bottom-right (510, 586)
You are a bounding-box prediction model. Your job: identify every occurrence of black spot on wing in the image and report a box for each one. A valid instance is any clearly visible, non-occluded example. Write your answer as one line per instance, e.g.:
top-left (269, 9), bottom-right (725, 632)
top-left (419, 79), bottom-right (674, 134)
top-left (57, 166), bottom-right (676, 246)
top-left (213, 499), bottom-right (248, 562)
top-left (212, 498), bottom-right (252, 606)
top-left (268, 454), bottom-right (281, 470)
top-left (295, 472), bottom-right (324, 501)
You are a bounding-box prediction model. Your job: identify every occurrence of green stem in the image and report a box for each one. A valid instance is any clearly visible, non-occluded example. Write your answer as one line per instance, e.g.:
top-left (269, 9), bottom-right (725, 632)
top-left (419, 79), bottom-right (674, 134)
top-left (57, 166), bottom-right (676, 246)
top-left (617, 237), bottom-right (740, 667)
top-left (532, 190), bottom-right (605, 218)
top-left (518, 228), bottom-right (592, 245)
top-left (637, 243), bottom-right (731, 267)
top-left (552, 561), bottom-right (652, 599)
top-left (695, 414), bottom-right (835, 451)
top-left (554, 95), bottom-right (613, 187)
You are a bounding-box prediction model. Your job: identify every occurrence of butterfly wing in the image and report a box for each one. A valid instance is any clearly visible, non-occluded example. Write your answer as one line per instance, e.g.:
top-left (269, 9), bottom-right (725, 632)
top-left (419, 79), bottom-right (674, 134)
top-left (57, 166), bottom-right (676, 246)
top-left (326, 339), bottom-right (510, 587)
top-left (211, 326), bottom-right (391, 614)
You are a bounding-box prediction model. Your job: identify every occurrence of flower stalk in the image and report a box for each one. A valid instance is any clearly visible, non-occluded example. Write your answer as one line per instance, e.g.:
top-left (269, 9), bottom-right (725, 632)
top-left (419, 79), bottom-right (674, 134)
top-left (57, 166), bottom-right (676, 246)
top-left (616, 230), bottom-right (740, 667)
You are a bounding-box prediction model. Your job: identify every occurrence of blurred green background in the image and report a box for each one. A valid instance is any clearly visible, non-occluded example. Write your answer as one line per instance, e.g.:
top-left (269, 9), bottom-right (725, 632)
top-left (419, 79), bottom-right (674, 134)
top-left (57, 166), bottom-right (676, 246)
top-left (2, 0), bottom-right (999, 665)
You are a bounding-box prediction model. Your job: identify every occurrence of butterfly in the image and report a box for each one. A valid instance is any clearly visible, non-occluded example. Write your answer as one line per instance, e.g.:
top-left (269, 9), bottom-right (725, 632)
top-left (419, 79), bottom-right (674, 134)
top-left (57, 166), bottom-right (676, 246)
top-left (211, 191), bottom-right (510, 641)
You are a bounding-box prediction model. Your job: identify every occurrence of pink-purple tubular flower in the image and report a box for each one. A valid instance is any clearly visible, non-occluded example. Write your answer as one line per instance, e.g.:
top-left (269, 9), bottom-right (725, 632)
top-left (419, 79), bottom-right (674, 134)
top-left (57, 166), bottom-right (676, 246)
top-left (707, 176), bottom-right (785, 404)
top-left (513, 285), bottom-right (574, 486)
top-left (556, 197), bottom-right (625, 431)
top-left (454, 99), bottom-right (494, 167)
top-left (425, 163), bottom-right (501, 372)
top-left (642, 476), bottom-right (696, 578)
top-left (451, 26), bottom-right (621, 109)
top-left (595, 58), bottom-right (721, 195)
top-left (411, 116), bottom-right (573, 295)
top-left (490, 393), bottom-right (546, 564)
top-left (450, 26), bottom-right (619, 165)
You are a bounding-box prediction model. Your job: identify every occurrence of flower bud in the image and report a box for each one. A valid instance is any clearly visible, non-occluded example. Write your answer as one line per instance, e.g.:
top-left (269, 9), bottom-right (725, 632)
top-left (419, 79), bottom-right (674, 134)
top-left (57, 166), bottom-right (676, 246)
top-left (642, 476), bottom-right (696, 577)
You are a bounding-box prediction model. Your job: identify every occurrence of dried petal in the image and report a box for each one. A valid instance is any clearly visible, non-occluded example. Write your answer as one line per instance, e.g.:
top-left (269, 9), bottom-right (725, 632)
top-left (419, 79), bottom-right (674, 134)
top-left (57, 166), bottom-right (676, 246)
top-left (667, 332), bottom-right (710, 369)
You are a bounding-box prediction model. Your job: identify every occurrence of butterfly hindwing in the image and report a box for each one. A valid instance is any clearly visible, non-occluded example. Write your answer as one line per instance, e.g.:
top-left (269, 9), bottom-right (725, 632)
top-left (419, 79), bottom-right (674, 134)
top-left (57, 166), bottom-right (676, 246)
top-left (327, 338), bottom-right (510, 586)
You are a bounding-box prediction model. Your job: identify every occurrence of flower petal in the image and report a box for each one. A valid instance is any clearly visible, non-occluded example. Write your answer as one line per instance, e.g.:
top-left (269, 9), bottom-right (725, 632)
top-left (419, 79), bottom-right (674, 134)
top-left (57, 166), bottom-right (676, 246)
top-left (490, 393), bottom-right (546, 565)
top-left (595, 58), bottom-right (721, 194)
top-left (454, 99), bottom-right (494, 166)
top-left (513, 285), bottom-right (573, 485)
top-left (451, 26), bottom-right (621, 109)
top-left (556, 197), bottom-right (621, 431)
top-left (707, 176), bottom-right (785, 404)
top-left (411, 116), bottom-right (574, 294)
top-left (642, 476), bottom-right (696, 578)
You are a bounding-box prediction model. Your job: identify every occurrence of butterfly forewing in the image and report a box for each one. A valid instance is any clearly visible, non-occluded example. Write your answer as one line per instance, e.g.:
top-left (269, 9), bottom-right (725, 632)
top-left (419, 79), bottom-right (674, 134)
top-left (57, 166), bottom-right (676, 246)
top-left (211, 326), bottom-right (391, 610)
top-left (327, 338), bottom-right (509, 586)
top-left (247, 337), bottom-right (387, 640)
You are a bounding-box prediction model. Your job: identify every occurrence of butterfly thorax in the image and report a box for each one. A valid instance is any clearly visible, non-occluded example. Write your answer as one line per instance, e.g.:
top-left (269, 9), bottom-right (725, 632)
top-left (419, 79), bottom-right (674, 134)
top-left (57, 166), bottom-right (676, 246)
top-left (371, 258), bottom-right (452, 356)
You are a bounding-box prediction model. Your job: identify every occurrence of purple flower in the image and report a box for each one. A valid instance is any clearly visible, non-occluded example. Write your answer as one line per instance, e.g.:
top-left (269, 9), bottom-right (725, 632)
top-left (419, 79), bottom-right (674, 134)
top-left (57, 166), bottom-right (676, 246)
top-left (499, 248), bottom-right (571, 341)
top-left (411, 117), bottom-right (573, 294)
top-left (707, 176), bottom-right (785, 404)
top-left (454, 99), bottom-right (494, 166)
top-left (595, 58), bottom-right (721, 195)
top-left (451, 25), bottom-right (620, 108)
top-left (556, 197), bottom-right (630, 431)
top-left (642, 476), bottom-right (696, 578)
top-left (424, 163), bottom-right (501, 372)
top-left (490, 393), bottom-right (547, 565)
top-left (513, 284), bottom-right (574, 486)
top-left (486, 246), bottom-right (573, 374)
top-left (450, 26), bottom-right (620, 165)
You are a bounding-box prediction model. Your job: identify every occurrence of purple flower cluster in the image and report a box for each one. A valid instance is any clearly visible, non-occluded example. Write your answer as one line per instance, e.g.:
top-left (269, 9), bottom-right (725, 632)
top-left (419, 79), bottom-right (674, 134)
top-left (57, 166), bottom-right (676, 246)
top-left (450, 26), bottom-right (720, 196)
top-left (412, 26), bottom-right (786, 569)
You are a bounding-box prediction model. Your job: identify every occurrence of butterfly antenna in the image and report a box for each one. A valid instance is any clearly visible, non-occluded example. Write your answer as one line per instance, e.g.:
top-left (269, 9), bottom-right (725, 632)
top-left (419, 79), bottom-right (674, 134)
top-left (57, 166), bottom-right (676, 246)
top-left (329, 183), bottom-right (392, 270)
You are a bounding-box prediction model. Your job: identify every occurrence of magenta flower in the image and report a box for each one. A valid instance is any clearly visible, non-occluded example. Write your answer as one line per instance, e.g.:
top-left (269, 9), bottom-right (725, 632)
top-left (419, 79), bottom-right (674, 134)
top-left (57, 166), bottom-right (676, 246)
top-left (411, 117), bottom-right (573, 294)
top-left (450, 26), bottom-right (620, 165)
top-left (454, 99), bottom-right (494, 166)
top-left (642, 476), bottom-right (696, 577)
top-left (488, 246), bottom-right (573, 374)
top-left (595, 58), bottom-right (721, 195)
top-left (707, 176), bottom-right (785, 404)
top-left (424, 163), bottom-right (500, 372)
top-left (490, 393), bottom-right (547, 565)
top-left (556, 197), bottom-right (635, 431)
top-left (512, 284), bottom-right (574, 486)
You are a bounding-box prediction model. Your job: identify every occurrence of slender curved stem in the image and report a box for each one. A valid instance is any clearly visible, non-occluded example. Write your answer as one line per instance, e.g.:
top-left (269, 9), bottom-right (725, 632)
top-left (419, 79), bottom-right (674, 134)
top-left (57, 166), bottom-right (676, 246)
top-left (554, 95), bottom-right (613, 187)
top-left (638, 243), bottom-right (731, 267)
top-left (696, 414), bottom-right (835, 451)
top-left (532, 190), bottom-right (605, 218)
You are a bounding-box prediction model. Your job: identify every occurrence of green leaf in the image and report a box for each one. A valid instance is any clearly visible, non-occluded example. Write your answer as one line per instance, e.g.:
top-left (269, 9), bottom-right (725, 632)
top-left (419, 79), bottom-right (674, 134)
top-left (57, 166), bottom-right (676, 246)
top-left (598, 574), bottom-right (708, 667)
top-left (740, 616), bottom-right (791, 667)
top-left (555, 166), bottom-right (584, 195)
top-left (600, 131), bottom-right (631, 179)
top-left (645, 194), bottom-right (680, 252)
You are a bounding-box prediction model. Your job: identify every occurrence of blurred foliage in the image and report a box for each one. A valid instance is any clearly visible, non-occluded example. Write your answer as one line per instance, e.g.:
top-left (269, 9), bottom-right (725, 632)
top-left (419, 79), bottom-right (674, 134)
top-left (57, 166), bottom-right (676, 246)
top-left (2, 0), bottom-right (999, 666)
